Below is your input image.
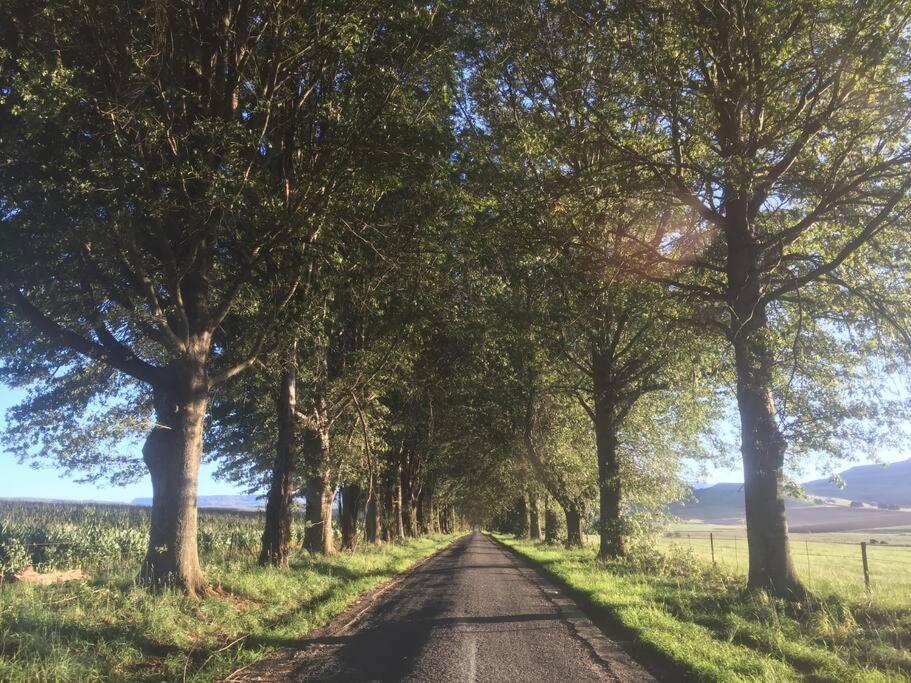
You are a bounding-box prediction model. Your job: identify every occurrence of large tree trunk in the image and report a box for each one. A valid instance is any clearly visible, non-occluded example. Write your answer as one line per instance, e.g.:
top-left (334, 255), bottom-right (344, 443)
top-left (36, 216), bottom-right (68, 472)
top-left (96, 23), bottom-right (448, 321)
top-left (441, 505), bottom-right (454, 534)
top-left (726, 196), bottom-right (804, 598)
top-left (418, 484), bottom-right (434, 535)
top-left (438, 506), bottom-right (448, 534)
top-left (259, 359), bottom-right (297, 568)
top-left (416, 492), bottom-right (426, 535)
top-left (529, 494), bottom-right (541, 540)
top-left (427, 488), bottom-right (439, 535)
top-left (515, 496), bottom-right (530, 538)
top-left (401, 470), bottom-right (419, 537)
top-left (544, 496), bottom-right (559, 544)
top-left (340, 483), bottom-right (363, 550)
top-left (406, 499), bottom-right (419, 537)
top-left (365, 472), bottom-right (380, 545)
top-left (735, 330), bottom-right (804, 596)
top-left (381, 493), bottom-right (392, 542)
top-left (393, 466), bottom-right (405, 540)
top-left (592, 345), bottom-right (626, 559)
top-left (303, 423), bottom-right (334, 555)
top-left (365, 493), bottom-right (380, 544)
top-left (593, 401), bottom-right (624, 559)
top-left (565, 508), bottom-right (584, 548)
top-left (140, 367), bottom-right (209, 596)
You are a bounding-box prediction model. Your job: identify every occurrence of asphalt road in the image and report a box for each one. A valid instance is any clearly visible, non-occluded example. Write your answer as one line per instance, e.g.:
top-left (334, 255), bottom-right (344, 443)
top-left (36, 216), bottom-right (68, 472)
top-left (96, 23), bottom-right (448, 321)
top-left (236, 531), bottom-right (655, 682)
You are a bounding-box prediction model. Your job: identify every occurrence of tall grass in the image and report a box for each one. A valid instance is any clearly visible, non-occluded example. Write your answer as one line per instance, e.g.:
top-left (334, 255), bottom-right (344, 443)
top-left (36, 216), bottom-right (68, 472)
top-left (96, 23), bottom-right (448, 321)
top-left (0, 500), bottom-right (459, 681)
top-left (0, 500), bottom-right (290, 575)
top-left (658, 532), bottom-right (911, 610)
top-left (495, 534), bottom-right (911, 682)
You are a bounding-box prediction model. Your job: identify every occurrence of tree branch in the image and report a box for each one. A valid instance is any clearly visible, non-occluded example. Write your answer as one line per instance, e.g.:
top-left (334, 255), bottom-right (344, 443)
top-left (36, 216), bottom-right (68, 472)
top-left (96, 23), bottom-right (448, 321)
top-left (5, 289), bottom-right (160, 385)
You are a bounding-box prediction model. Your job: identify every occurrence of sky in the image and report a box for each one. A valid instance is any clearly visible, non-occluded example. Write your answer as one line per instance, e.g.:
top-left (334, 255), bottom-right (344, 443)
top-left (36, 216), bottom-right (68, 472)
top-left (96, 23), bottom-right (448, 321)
top-left (0, 384), bottom-right (906, 501)
top-left (0, 385), bottom-right (247, 502)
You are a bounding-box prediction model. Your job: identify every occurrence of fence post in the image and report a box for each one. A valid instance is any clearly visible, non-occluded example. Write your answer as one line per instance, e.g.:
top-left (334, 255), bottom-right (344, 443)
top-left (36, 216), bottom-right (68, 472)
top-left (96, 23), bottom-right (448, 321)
top-left (861, 542), bottom-right (870, 590)
top-left (805, 540), bottom-right (811, 588)
top-left (710, 533), bottom-right (716, 567)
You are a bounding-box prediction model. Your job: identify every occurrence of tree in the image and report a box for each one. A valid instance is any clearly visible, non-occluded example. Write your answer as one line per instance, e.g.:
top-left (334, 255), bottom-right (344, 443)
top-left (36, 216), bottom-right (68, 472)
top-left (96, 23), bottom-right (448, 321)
top-left (620, 0), bottom-right (911, 595)
top-left (259, 342), bottom-right (298, 567)
top-left (0, 0), bottom-right (310, 594)
top-left (461, 2), bottom-right (721, 556)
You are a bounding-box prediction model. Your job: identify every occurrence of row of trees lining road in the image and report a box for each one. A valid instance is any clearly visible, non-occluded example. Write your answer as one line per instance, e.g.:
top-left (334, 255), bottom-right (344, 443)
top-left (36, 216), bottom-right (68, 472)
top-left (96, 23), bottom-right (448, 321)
top-left (2, 0), bottom-right (910, 599)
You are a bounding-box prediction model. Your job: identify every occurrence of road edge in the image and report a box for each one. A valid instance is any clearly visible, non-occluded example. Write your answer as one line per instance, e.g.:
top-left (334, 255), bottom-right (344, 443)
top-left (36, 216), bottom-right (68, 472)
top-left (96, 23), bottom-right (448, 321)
top-left (486, 532), bottom-right (695, 683)
top-left (318, 531), bottom-right (470, 637)
top-left (224, 532), bottom-right (468, 681)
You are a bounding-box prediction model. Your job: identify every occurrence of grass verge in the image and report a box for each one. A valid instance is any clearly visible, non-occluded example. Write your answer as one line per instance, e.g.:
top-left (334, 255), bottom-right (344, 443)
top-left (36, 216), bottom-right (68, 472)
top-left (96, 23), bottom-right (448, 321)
top-left (493, 533), bottom-right (911, 682)
top-left (0, 534), bottom-right (460, 682)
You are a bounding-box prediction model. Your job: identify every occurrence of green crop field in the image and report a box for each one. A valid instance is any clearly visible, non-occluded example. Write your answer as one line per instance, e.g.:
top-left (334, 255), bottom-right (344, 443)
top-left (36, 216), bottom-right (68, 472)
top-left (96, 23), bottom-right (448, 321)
top-left (0, 500), bottom-right (293, 576)
top-left (0, 500), bottom-right (459, 682)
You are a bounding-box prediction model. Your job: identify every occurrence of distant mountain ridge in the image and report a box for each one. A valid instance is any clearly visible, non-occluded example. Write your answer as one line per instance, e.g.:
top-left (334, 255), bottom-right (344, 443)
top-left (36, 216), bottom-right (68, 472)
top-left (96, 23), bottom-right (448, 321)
top-left (802, 459), bottom-right (911, 507)
top-left (675, 457), bottom-right (911, 523)
top-left (131, 494), bottom-right (263, 509)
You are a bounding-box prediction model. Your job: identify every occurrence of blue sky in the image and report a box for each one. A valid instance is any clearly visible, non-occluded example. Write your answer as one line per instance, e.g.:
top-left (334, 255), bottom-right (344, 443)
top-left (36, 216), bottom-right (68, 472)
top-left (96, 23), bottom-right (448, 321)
top-left (0, 384), bottom-right (905, 501)
top-left (0, 385), bottom-right (247, 502)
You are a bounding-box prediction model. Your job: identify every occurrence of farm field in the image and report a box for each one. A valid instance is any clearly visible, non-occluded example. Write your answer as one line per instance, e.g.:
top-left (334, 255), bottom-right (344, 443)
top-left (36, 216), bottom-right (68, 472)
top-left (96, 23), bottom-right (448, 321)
top-left (0, 500), bottom-right (280, 576)
top-left (497, 533), bottom-right (911, 681)
top-left (661, 522), bottom-right (911, 609)
top-left (680, 505), bottom-right (911, 534)
top-left (0, 500), bottom-right (460, 682)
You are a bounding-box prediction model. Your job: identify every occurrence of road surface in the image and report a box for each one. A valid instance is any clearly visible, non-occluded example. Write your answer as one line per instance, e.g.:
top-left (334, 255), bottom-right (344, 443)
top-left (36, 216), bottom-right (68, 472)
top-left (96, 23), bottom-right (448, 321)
top-left (235, 531), bottom-right (655, 682)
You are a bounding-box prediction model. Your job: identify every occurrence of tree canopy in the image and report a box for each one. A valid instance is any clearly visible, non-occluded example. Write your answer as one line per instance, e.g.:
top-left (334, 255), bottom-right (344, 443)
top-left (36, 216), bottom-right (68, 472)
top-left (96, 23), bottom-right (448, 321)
top-left (1, 0), bottom-right (910, 598)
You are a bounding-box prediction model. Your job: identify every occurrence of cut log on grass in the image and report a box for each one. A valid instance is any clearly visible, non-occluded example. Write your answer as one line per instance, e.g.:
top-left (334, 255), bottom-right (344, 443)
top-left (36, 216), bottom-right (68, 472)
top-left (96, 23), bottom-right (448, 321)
top-left (11, 566), bottom-right (88, 585)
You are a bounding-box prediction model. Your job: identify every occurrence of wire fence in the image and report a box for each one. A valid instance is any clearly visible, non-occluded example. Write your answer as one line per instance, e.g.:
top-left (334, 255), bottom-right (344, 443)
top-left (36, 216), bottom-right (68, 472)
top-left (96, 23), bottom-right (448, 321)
top-left (660, 531), bottom-right (910, 598)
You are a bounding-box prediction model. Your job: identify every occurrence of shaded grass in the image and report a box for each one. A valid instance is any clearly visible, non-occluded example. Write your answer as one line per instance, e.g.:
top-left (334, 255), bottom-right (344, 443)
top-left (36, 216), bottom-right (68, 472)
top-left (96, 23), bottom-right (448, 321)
top-left (494, 534), bottom-right (911, 682)
top-left (0, 534), bottom-right (460, 682)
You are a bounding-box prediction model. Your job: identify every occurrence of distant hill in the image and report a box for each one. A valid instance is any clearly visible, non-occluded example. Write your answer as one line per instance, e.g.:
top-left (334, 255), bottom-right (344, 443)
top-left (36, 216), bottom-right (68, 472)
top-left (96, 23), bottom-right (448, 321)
top-left (674, 458), bottom-right (911, 525)
top-left (670, 483), bottom-right (816, 525)
top-left (131, 494), bottom-right (263, 510)
top-left (803, 459), bottom-right (911, 508)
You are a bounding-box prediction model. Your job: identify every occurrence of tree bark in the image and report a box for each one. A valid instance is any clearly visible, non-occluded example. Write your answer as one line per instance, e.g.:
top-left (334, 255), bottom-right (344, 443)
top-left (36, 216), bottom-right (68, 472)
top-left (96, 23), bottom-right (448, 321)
top-left (365, 471), bottom-right (380, 545)
top-left (735, 329), bottom-right (805, 596)
top-left (340, 483), bottom-right (363, 550)
top-left (515, 496), bottom-right (530, 538)
top-left (259, 359), bottom-right (297, 568)
top-left (393, 466), bottom-right (405, 540)
top-left (365, 493), bottom-right (380, 544)
top-left (529, 494), bottom-right (541, 540)
top-left (303, 423), bottom-right (334, 555)
top-left (591, 338), bottom-right (631, 559)
top-left (401, 469), bottom-right (419, 537)
top-left (438, 506), bottom-right (448, 534)
top-left (416, 492), bottom-right (426, 535)
top-left (418, 484), bottom-right (434, 535)
top-left (544, 496), bottom-right (559, 544)
top-left (428, 492), bottom-right (439, 535)
top-left (406, 499), bottom-right (418, 537)
top-left (726, 196), bottom-right (805, 598)
top-left (565, 508), bottom-right (584, 548)
top-left (139, 367), bottom-right (209, 596)
top-left (593, 396), bottom-right (624, 559)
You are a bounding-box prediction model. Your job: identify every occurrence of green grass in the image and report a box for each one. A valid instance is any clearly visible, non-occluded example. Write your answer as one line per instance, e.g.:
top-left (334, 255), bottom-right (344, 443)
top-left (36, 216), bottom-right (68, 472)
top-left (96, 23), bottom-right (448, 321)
top-left (494, 533), bottom-right (911, 682)
top-left (0, 533), bottom-right (460, 681)
top-left (659, 530), bottom-right (911, 609)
